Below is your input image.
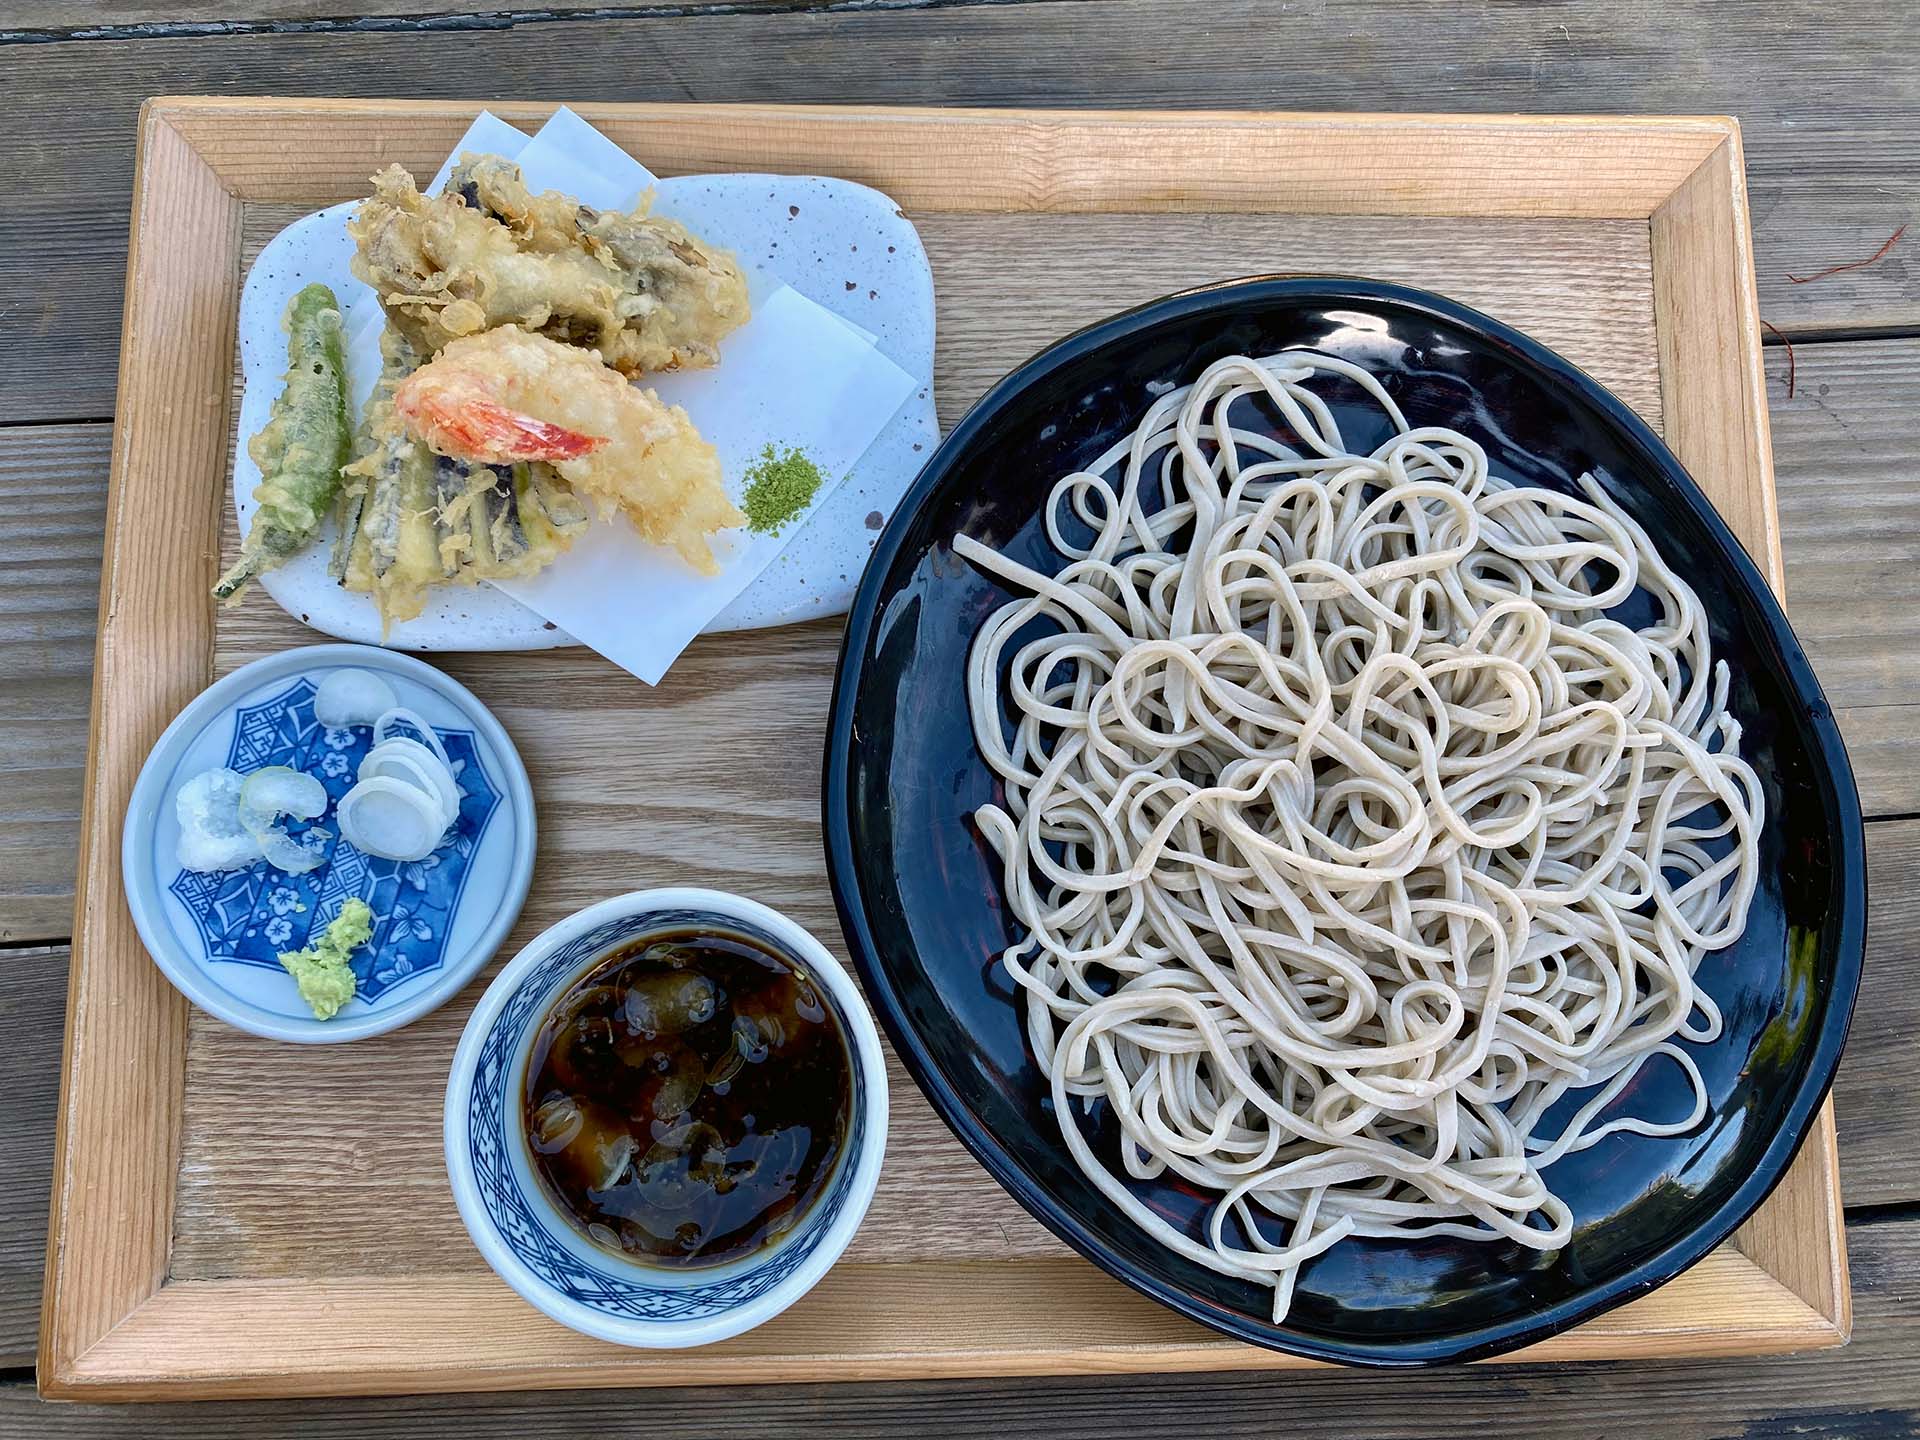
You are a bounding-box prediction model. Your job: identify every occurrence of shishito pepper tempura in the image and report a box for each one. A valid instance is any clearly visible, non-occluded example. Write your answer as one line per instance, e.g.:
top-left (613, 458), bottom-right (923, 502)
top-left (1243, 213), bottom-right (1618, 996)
top-left (214, 283), bottom-right (353, 602)
top-left (395, 326), bottom-right (743, 575)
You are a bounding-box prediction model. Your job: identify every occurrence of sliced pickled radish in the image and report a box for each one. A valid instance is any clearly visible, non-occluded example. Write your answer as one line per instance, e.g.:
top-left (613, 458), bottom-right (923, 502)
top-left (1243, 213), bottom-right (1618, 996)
top-left (238, 766), bottom-right (328, 834)
top-left (359, 739), bottom-right (459, 828)
top-left (231, 766), bottom-right (331, 875)
top-left (337, 776), bottom-right (446, 862)
top-left (314, 668), bottom-right (399, 729)
top-left (257, 825), bottom-right (331, 876)
top-left (174, 768), bottom-right (265, 873)
top-left (178, 827), bottom-right (265, 873)
top-left (372, 707), bottom-right (451, 768)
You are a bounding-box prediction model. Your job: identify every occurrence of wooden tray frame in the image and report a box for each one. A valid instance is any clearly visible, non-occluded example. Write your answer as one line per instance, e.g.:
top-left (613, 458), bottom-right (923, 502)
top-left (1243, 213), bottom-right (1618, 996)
top-left (41, 98), bottom-right (1848, 1401)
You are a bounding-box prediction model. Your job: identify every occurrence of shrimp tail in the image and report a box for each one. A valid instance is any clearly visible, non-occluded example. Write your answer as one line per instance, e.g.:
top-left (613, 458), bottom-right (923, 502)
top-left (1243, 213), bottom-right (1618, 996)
top-left (448, 398), bottom-right (603, 462)
top-left (395, 377), bottom-right (604, 465)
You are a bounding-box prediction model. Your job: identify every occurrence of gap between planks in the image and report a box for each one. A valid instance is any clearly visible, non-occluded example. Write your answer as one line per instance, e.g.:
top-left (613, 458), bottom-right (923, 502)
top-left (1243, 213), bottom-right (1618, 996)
top-left (2, 0), bottom-right (999, 43)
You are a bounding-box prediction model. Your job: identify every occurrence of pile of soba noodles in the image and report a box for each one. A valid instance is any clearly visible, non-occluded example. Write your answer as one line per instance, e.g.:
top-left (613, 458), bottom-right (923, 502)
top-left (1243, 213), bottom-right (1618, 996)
top-left (954, 352), bottom-right (1762, 1322)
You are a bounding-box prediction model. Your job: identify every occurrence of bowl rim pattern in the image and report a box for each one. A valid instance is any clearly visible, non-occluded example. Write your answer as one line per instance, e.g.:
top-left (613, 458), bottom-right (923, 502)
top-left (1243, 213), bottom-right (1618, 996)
top-left (444, 887), bottom-right (890, 1349)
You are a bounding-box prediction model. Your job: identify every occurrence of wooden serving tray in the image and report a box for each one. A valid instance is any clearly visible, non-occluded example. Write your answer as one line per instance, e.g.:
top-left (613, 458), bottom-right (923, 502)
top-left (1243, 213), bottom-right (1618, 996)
top-left (44, 99), bottom-right (1848, 1401)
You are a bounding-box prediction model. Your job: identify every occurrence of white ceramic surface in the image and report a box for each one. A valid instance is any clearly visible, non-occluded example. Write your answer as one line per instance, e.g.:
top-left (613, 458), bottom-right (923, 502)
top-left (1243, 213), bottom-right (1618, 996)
top-left (121, 644), bottom-right (536, 1042)
top-left (443, 888), bottom-right (889, 1348)
top-left (236, 175), bottom-right (939, 650)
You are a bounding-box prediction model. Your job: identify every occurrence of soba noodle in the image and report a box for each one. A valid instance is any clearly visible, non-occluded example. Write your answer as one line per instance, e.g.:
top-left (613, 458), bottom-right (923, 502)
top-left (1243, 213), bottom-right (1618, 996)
top-left (954, 352), bottom-right (1762, 1322)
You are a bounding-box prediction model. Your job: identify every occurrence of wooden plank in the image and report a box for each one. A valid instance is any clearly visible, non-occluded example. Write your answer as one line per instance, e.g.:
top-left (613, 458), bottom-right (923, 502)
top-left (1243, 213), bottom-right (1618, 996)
top-left (8, 1213), bottom-right (1917, 1433)
top-left (1836, 705), bottom-right (1920, 818)
top-left (0, 947), bottom-right (67, 1369)
top-left (0, 426), bottom-right (104, 944)
top-left (15, 0), bottom-right (821, 24)
top-left (1651, 137), bottom-right (1780, 585)
top-left (37, 107), bottom-right (237, 1392)
top-left (1772, 336), bottom-right (1920, 713)
top-left (1772, 336), bottom-right (1920, 817)
top-left (2, 2), bottom-right (1918, 421)
top-left (170, 100), bottom-right (1729, 215)
top-left (916, 211), bottom-right (1664, 432)
top-left (42, 1250), bottom-right (1834, 1399)
top-left (1650, 140), bottom-right (1846, 1325)
top-left (1835, 820), bottom-right (1920, 1207)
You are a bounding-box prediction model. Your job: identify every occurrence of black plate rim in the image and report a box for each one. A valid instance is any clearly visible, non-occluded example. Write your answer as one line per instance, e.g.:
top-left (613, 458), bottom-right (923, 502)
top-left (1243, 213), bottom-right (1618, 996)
top-left (822, 275), bottom-right (1867, 1367)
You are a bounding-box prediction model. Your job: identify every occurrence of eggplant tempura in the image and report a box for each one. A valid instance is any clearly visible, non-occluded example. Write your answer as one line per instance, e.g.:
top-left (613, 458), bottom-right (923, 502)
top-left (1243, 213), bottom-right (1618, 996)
top-left (341, 328), bottom-right (591, 629)
top-left (350, 156), bottom-right (750, 375)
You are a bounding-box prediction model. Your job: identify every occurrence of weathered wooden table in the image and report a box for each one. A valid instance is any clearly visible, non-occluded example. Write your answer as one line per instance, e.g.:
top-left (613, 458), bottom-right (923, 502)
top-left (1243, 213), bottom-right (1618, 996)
top-left (2, 2), bottom-right (1916, 1433)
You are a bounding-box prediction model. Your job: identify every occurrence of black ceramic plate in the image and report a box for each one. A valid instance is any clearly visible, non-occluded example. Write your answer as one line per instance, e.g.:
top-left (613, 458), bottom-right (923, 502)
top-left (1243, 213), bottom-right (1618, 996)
top-left (822, 278), bottom-right (1865, 1366)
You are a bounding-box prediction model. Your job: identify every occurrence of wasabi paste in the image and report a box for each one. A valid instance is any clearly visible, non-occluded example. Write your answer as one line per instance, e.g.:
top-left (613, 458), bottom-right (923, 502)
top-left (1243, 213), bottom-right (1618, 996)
top-left (277, 897), bottom-right (373, 1021)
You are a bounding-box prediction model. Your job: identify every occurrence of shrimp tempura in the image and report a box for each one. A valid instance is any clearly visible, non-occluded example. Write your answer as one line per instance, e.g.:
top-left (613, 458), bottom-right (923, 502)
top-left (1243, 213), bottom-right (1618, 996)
top-left (394, 326), bottom-right (741, 574)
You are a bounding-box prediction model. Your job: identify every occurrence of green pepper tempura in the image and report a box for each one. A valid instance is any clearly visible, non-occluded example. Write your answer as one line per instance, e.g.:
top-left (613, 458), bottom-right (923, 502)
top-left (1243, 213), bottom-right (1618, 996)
top-left (277, 898), bottom-right (374, 1021)
top-left (215, 283), bottom-right (353, 602)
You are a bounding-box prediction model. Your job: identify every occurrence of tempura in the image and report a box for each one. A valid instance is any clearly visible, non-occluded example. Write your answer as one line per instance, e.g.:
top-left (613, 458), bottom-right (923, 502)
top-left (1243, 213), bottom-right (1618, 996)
top-left (350, 156), bottom-right (750, 376)
top-left (215, 284), bottom-right (352, 602)
top-left (393, 326), bottom-right (742, 574)
top-left (341, 328), bottom-right (591, 629)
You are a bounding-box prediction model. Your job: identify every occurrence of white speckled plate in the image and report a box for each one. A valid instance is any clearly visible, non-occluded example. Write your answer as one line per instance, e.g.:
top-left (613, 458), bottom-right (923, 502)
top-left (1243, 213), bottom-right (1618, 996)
top-left (121, 645), bottom-right (535, 1042)
top-left (238, 176), bottom-right (939, 650)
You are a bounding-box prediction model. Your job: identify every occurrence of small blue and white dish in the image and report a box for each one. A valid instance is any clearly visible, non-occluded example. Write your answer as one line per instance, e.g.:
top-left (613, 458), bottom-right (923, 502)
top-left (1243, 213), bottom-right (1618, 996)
top-left (443, 888), bottom-right (889, 1349)
top-left (121, 643), bottom-right (536, 1043)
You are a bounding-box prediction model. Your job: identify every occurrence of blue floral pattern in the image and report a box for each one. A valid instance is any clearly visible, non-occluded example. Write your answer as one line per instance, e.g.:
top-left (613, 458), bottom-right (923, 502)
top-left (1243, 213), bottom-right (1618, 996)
top-left (466, 912), bottom-right (867, 1322)
top-left (166, 677), bottom-right (500, 1003)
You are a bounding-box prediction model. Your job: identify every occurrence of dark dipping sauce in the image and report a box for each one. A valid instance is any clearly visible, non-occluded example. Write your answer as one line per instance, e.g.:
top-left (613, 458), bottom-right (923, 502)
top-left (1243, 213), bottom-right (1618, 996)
top-left (522, 927), bottom-right (851, 1268)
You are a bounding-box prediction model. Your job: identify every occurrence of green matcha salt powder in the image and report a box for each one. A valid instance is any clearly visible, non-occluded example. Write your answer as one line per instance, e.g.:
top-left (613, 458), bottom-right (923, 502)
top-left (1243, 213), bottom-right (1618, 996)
top-left (740, 444), bottom-right (825, 535)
